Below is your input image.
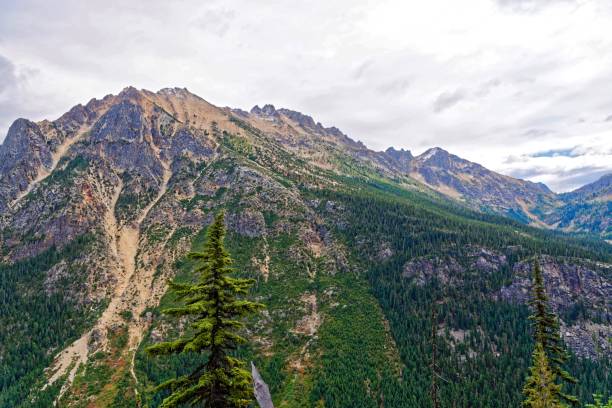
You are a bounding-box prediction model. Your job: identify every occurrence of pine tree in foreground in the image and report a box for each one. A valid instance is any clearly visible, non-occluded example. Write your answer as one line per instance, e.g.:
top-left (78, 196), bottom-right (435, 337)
top-left (146, 211), bottom-right (265, 408)
top-left (523, 342), bottom-right (564, 408)
top-left (528, 259), bottom-right (578, 406)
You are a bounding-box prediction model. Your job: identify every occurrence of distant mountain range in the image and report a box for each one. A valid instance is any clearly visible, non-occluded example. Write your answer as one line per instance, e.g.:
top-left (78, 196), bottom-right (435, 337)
top-left (241, 101), bottom-right (611, 239)
top-left (389, 146), bottom-right (610, 239)
top-left (1, 90), bottom-right (608, 240)
top-left (0, 87), bottom-right (610, 407)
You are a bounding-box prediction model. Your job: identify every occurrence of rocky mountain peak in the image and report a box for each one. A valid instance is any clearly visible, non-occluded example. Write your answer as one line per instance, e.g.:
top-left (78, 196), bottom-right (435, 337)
top-left (325, 126), bottom-right (347, 139)
top-left (276, 108), bottom-right (318, 129)
top-left (1, 86), bottom-right (611, 406)
top-left (384, 147), bottom-right (413, 172)
top-left (0, 86), bottom-right (603, 239)
top-left (246, 104), bottom-right (364, 150)
top-left (563, 173), bottom-right (612, 202)
top-left (156, 87), bottom-right (192, 98)
top-left (117, 85), bottom-right (143, 100)
top-left (385, 147), bottom-right (413, 161)
top-left (250, 104), bottom-right (278, 117)
top-left (416, 147), bottom-right (452, 162)
top-left (0, 118), bottom-right (43, 151)
top-left (414, 147), bottom-right (473, 171)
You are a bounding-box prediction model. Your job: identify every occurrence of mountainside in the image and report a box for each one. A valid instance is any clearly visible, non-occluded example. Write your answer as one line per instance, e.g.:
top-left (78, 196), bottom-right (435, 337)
top-left (547, 174), bottom-right (612, 239)
top-left (395, 147), bottom-right (610, 238)
top-left (0, 87), bottom-right (611, 407)
top-left (406, 147), bottom-right (559, 225)
top-left (563, 173), bottom-right (612, 202)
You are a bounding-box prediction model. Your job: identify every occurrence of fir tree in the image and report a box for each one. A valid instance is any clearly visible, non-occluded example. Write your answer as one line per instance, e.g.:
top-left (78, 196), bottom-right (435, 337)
top-left (528, 259), bottom-right (578, 406)
top-left (523, 342), bottom-right (564, 408)
top-left (146, 211), bottom-right (265, 408)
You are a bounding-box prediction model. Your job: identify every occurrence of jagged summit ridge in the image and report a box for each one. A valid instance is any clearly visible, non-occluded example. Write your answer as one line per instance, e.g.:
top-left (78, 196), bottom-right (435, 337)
top-left (249, 103), bottom-right (352, 140)
top-left (0, 86), bottom-right (607, 237)
top-left (0, 85), bottom-right (610, 406)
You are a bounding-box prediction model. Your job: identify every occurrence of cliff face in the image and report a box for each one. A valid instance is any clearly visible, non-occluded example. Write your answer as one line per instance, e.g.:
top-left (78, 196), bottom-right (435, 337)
top-left (408, 147), bottom-right (557, 214)
top-left (0, 87), bottom-right (610, 407)
top-left (500, 256), bottom-right (612, 359)
top-left (381, 146), bottom-right (610, 238)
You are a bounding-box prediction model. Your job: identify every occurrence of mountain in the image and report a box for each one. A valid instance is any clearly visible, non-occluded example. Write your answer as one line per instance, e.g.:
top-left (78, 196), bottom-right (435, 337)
top-left (545, 174), bottom-right (612, 239)
top-left (563, 173), bottom-right (612, 202)
top-left (0, 87), bottom-right (610, 407)
top-left (387, 146), bottom-right (610, 238)
top-left (406, 147), bottom-right (559, 225)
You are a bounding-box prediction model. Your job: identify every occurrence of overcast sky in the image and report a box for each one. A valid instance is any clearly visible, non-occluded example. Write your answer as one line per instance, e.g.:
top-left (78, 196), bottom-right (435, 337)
top-left (1, 0), bottom-right (611, 192)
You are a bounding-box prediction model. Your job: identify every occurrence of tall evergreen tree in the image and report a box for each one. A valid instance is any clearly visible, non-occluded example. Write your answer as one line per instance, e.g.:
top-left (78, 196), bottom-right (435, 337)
top-left (528, 259), bottom-right (578, 406)
top-left (146, 211), bottom-right (265, 408)
top-left (523, 342), bottom-right (564, 408)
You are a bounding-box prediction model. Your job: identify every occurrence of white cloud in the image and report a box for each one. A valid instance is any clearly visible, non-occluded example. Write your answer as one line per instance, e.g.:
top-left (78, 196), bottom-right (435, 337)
top-left (0, 0), bottom-right (611, 192)
top-left (433, 89), bottom-right (467, 113)
top-left (478, 130), bottom-right (612, 191)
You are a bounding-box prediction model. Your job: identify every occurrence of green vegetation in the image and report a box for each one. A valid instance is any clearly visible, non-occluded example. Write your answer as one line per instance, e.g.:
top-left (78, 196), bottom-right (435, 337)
top-left (586, 395), bottom-right (612, 408)
top-left (146, 212), bottom-right (265, 407)
top-left (522, 342), bottom-right (564, 408)
top-left (527, 260), bottom-right (578, 405)
top-left (311, 186), bottom-right (611, 407)
top-left (0, 234), bottom-right (100, 408)
top-left (2, 111), bottom-right (611, 408)
top-left (57, 326), bottom-right (136, 408)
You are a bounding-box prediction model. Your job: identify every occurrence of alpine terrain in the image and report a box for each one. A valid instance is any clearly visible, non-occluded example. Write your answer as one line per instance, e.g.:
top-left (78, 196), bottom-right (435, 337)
top-left (0, 87), bottom-right (610, 407)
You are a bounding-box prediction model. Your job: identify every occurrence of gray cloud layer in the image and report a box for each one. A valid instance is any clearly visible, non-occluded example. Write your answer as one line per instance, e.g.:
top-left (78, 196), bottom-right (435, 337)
top-left (1, 0), bottom-right (611, 192)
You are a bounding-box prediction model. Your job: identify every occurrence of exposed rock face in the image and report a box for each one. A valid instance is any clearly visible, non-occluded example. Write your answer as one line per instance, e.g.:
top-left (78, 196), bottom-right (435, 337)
top-left (252, 362), bottom-right (274, 408)
top-left (377, 145), bottom-right (611, 238)
top-left (1, 86), bottom-right (610, 405)
top-left (246, 103), bottom-right (369, 161)
top-left (402, 256), bottom-right (465, 286)
top-left (468, 246), bottom-right (507, 272)
top-left (400, 247), bottom-right (610, 359)
top-left (43, 260), bottom-right (69, 296)
top-left (376, 241), bottom-right (394, 261)
top-left (402, 247), bottom-right (509, 286)
top-left (561, 321), bottom-right (611, 360)
top-left (0, 119), bottom-right (53, 210)
top-left (384, 147), bottom-right (413, 172)
top-left (407, 147), bottom-right (557, 222)
top-left (251, 104), bottom-right (279, 118)
top-left (227, 209), bottom-right (266, 237)
top-left (500, 256), bottom-right (612, 358)
top-left (501, 256), bottom-right (611, 319)
top-left (90, 100), bottom-right (145, 144)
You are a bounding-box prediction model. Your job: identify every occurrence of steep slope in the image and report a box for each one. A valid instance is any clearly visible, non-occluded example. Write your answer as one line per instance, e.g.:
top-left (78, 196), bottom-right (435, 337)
top-left (406, 147), bottom-right (559, 225)
top-left (563, 173), bottom-right (612, 202)
top-left (548, 174), bottom-right (612, 239)
top-left (0, 87), bottom-right (611, 407)
top-left (384, 146), bottom-right (609, 238)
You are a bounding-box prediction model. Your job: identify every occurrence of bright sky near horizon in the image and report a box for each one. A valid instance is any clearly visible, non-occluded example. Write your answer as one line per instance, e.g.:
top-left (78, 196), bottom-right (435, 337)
top-left (1, 0), bottom-right (611, 191)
